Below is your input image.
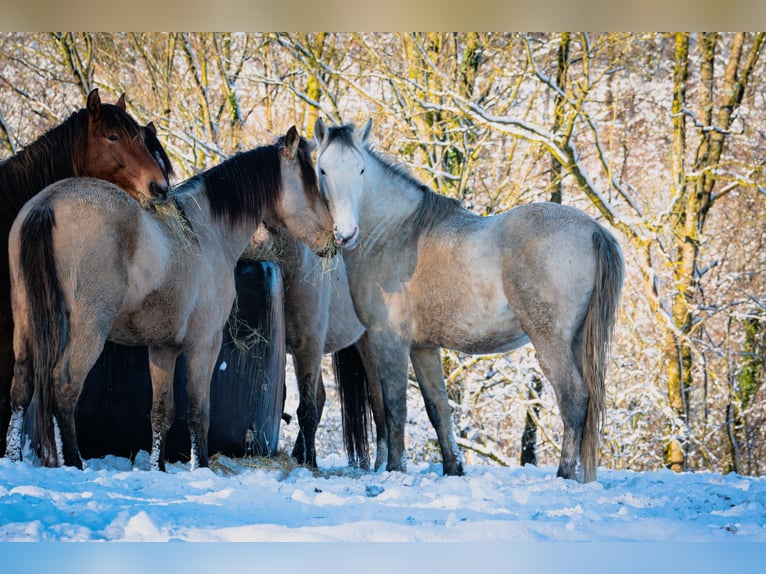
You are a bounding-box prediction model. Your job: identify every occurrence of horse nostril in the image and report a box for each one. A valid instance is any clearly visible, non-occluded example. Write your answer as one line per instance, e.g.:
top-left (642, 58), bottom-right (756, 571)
top-left (150, 181), bottom-right (169, 202)
top-left (333, 226), bottom-right (359, 247)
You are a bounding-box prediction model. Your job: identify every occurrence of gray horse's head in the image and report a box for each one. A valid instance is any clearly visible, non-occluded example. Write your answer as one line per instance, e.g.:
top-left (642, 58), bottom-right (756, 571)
top-left (314, 117), bottom-right (373, 250)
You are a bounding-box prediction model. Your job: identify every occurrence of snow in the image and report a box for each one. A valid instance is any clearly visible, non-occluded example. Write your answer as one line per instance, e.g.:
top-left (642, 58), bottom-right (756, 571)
top-left (2, 367), bottom-right (764, 572)
top-left (2, 453), bottom-right (765, 544)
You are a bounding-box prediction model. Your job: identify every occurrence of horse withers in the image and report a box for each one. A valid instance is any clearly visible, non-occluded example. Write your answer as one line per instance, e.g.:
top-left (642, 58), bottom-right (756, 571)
top-left (0, 89), bottom-right (172, 456)
top-left (5, 127), bottom-right (334, 471)
top-left (314, 118), bottom-right (624, 482)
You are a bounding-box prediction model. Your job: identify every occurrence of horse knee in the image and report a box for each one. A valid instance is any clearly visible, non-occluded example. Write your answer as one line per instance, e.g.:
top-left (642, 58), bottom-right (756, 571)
top-left (296, 400), bottom-right (319, 429)
top-left (9, 357), bottom-right (33, 409)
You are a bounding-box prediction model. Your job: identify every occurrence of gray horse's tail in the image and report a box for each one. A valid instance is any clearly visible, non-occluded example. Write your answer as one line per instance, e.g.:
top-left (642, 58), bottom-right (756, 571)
top-left (19, 204), bottom-right (68, 467)
top-left (334, 344), bottom-right (372, 470)
top-left (581, 228), bottom-right (624, 482)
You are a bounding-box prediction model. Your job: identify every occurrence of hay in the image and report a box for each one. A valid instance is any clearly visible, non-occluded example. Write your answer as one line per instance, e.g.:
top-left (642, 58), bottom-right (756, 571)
top-left (226, 296), bottom-right (268, 354)
top-left (241, 226), bottom-right (291, 264)
top-left (145, 199), bottom-right (194, 252)
top-left (209, 451), bottom-right (366, 480)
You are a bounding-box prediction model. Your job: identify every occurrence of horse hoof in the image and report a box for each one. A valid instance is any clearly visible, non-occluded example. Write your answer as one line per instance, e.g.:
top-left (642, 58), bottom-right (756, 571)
top-left (443, 460), bottom-right (464, 476)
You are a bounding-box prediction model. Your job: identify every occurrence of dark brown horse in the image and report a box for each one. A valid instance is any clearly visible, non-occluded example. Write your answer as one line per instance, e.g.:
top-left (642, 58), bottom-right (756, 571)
top-left (0, 89), bottom-right (172, 456)
top-left (6, 127), bottom-right (335, 471)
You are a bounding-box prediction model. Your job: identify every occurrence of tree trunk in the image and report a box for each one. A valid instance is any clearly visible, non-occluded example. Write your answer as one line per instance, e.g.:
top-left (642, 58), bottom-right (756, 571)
top-left (664, 32), bottom-right (764, 472)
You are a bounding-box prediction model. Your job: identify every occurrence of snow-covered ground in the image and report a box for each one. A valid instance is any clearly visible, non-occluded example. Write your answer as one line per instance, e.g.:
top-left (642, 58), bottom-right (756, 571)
top-left (1, 363), bottom-right (764, 572)
top-left (2, 450), bottom-right (766, 543)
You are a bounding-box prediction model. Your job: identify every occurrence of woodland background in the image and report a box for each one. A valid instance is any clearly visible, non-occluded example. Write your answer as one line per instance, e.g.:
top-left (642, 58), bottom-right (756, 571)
top-left (1, 32), bottom-right (764, 476)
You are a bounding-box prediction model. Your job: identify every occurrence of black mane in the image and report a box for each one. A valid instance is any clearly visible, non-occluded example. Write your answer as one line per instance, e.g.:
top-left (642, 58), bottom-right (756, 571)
top-left (145, 128), bottom-right (175, 182)
top-left (192, 136), bottom-right (317, 230)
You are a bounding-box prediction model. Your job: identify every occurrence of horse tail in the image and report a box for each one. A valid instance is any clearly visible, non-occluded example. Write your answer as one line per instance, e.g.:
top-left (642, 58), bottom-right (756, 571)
top-left (333, 344), bottom-right (371, 470)
top-left (19, 204), bottom-right (68, 467)
top-left (580, 228), bottom-right (624, 482)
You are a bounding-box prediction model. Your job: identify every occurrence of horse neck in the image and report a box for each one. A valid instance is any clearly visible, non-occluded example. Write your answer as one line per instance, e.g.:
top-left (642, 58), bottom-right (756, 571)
top-left (358, 153), bottom-right (424, 250)
top-left (176, 182), bottom-right (265, 267)
top-left (0, 113), bottom-right (83, 213)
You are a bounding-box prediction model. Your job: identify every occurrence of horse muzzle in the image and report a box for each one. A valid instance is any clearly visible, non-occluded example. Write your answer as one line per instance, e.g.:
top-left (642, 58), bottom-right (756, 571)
top-left (148, 181), bottom-right (170, 204)
top-left (333, 225), bottom-right (359, 250)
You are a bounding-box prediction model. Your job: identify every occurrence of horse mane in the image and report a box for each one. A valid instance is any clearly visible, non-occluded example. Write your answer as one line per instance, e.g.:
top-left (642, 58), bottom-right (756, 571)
top-left (0, 103), bottom-right (149, 213)
top-left (193, 136), bottom-right (317, 230)
top-left (325, 124), bottom-right (465, 238)
top-left (145, 128), bottom-right (175, 181)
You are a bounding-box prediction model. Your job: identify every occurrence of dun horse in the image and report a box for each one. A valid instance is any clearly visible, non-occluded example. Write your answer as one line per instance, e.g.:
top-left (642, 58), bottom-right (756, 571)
top-left (0, 89), bottom-right (171, 456)
top-left (252, 227), bottom-right (386, 470)
top-left (314, 118), bottom-right (624, 482)
top-left (5, 127), bottom-right (334, 470)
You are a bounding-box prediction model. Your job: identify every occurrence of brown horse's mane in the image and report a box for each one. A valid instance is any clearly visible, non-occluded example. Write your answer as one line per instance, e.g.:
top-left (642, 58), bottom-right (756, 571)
top-left (325, 124), bottom-right (465, 239)
top-left (0, 103), bottom-right (157, 215)
top-left (145, 127), bottom-right (175, 182)
top-left (190, 136), bottom-right (318, 230)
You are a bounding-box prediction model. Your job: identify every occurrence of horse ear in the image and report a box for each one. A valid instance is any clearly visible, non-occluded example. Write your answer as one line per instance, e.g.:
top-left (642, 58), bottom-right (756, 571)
top-left (146, 121), bottom-right (157, 136)
top-left (87, 88), bottom-right (102, 122)
top-left (314, 117), bottom-right (328, 149)
top-left (358, 118), bottom-right (373, 146)
top-left (116, 93), bottom-right (126, 110)
top-left (283, 125), bottom-right (300, 159)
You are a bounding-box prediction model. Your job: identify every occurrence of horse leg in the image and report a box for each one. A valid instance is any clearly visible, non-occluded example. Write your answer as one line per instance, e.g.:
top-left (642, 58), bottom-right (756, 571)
top-left (5, 339), bottom-right (32, 462)
top-left (0, 255), bottom-right (13, 457)
top-left (184, 334), bottom-right (222, 470)
top-left (51, 334), bottom-right (107, 469)
top-left (0, 321), bottom-right (14, 457)
top-left (366, 330), bottom-right (410, 473)
top-left (410, 346), bottom-right (464, 476)
top-left (534, 340), bottom-right (589, 481)
top-left (147, 345), bottom-right (180, 472)
top-left (356, 333), bottom-right (387, 471)
top-left (290, 345), bottom-right (322, 467)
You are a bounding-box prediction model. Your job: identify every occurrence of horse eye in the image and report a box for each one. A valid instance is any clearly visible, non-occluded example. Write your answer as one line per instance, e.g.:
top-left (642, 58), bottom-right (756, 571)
top-left (320, 168), bottom-right (326, 176)
top-left (360, 168), bottom-right (365, 175)
top-left (107, 134), bottom-right (119, 142)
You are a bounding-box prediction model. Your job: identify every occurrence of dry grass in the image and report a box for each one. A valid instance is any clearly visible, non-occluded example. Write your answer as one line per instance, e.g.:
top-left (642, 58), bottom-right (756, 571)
top-left (226, 297), bottom-right (268, 354)
top-left (209, 451), bottom-right (363, 480)
top-left (146, 200), bottom-right (194, 251)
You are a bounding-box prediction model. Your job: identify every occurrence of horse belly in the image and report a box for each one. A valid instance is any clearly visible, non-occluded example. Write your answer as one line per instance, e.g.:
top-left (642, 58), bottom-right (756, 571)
top-left (110, 296), bottom-right (190, 346)
top-left (440, 308), bottom-right (528, 354)
top-left (414, 291), bottom-right (528, 355)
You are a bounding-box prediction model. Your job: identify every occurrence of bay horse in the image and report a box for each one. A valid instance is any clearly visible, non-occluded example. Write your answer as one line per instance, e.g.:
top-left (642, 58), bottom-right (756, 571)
top-left (252, 227), bottom-right (386, 470)
top-left (0, 89), bottom-right (172, 456)
top-left (314, 118), bottom-right (624, 482)
top-left (5, 127), bottom-right (334, 471)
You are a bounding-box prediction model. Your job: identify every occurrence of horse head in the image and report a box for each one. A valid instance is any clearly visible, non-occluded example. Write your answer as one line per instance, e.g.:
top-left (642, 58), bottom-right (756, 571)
top-left (314, 117), bottom-right (372, 250)
top-left (275, 125), bottom-right (336, 258)
top-left (83, 89), bottom-right (170, 206)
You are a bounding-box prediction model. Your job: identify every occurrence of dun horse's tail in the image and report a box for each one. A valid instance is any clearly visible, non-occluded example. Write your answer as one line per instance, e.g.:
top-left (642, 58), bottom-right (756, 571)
top-left (19, 204), bottom-right (68, 467)
top-left (581, 228), bottom-right (624, 482)
top-left (334, 344), bottom-right (372, 470)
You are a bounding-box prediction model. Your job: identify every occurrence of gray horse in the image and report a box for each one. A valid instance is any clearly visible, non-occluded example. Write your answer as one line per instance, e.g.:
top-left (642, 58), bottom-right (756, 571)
top-left (314, 118), bottom-right (624, 482)
top-left (251, 226), bottom-right (387, 470)
top-left (6, 127), bottom-right (334, 471)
